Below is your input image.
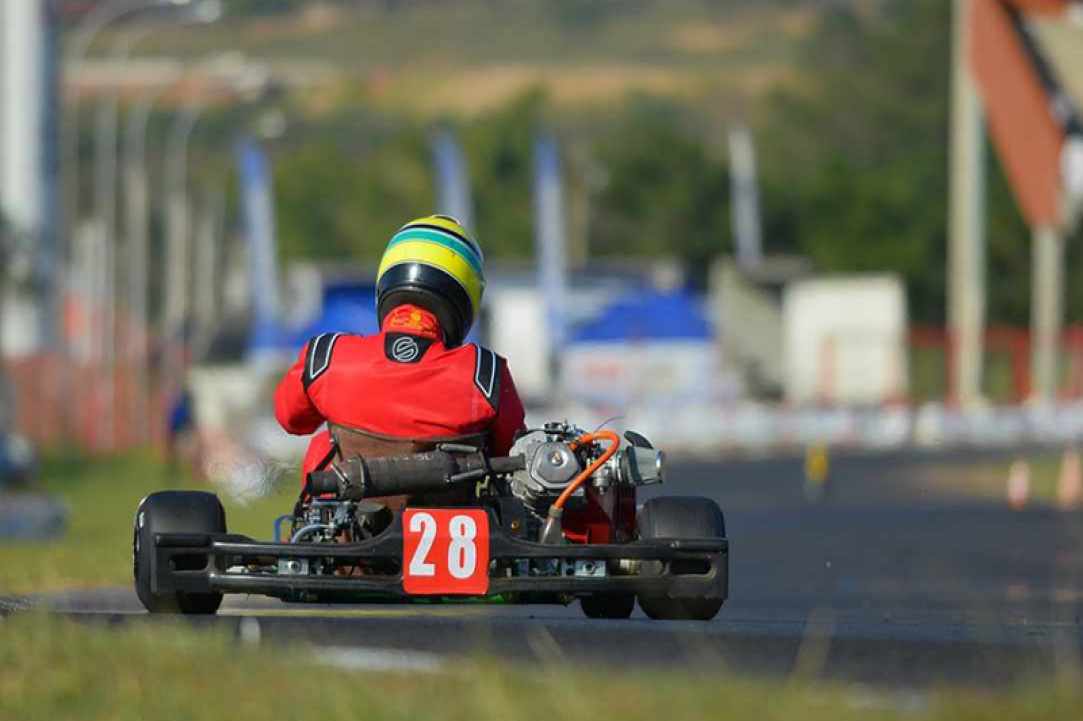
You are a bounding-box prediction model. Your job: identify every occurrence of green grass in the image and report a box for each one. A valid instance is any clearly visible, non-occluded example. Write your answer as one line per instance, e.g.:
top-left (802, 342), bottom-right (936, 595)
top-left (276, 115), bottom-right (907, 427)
top-left (1, 612), bottom-right (1082, 721)
top-left (917, 453), bottom-right (1069, 506)
top-left (0, 452), bottom-right (298, 595)
top-left (4, 455), bottom-right (1083, 718)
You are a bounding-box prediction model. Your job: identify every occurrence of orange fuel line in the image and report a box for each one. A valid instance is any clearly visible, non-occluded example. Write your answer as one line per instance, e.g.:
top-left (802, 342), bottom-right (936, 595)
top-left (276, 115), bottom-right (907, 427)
top-left (552, 430), bottom-right (621, 511)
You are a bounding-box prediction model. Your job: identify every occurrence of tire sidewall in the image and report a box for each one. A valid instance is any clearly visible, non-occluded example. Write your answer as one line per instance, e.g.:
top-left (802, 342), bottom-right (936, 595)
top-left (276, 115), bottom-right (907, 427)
top-left (636, 496), bottom-right (726, 621)
top-left (133, 491), bottom-right (225, 614)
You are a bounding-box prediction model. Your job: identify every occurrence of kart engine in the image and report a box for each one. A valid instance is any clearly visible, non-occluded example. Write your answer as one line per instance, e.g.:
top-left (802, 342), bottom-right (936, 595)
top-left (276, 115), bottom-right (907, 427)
top-left (508, 422), bottom-right (665, 518)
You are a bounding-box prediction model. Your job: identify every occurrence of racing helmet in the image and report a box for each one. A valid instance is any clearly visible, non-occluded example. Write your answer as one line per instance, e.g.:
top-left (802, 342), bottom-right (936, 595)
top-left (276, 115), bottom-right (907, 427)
top-left (375, 215), bottom-right (485, 347)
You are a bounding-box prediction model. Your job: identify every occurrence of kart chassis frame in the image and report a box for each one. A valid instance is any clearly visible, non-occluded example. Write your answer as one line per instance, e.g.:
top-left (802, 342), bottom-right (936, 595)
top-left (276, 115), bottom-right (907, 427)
top-left (150, 514), bottom-right (729, 601)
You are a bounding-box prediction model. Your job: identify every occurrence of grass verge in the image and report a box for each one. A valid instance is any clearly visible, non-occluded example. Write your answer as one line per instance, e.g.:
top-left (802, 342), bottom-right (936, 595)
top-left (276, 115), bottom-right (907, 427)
top-left (916, 453), bottom-right (1068, 505)
top-left (0, 452), bottom-right (297, 595)
top-left (2, 612), bottom-right (1082, 721)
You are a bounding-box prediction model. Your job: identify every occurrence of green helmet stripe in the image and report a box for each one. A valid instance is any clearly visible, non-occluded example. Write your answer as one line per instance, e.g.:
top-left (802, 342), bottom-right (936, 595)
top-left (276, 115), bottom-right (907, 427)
top-left (387, 227), bottom-right (484, 276)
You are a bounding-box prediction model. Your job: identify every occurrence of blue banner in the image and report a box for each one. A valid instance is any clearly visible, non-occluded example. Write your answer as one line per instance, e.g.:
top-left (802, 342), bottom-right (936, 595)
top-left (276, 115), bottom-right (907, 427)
top-left (236, 138), bottom-right (281, 355)
top-left (432, 128), bottom-right (474, 231)
top-left (532, 134), bottom-right (569, 371)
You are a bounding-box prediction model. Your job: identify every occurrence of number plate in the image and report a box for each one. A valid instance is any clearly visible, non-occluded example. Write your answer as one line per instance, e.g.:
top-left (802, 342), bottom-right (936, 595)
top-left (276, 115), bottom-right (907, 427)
top-left (402, 508), bottom-right (490, 595)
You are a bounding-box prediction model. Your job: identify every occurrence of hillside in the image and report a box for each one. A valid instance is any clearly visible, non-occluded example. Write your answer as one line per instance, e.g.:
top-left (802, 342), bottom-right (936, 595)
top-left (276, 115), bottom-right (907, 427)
top-left (110, 0), bottom-right (820, 117)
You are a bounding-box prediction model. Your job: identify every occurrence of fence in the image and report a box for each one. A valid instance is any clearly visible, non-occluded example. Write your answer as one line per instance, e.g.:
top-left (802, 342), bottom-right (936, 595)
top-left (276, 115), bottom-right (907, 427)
top-left (10, 324), bottom-right (1083, 455)
top-left (909, 324), bottom-right (1083, 405)
top-left (3, 352), bottom-right (170, 452)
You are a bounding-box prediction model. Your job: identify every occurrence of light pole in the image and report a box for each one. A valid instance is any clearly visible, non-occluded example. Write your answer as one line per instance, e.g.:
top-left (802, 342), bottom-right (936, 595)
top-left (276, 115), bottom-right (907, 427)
top-left (89, 3), bottom-right (222, 449)
top-left (191, 179), bottom-right (226, 360)
top-left (124, 52), bottom-right (259, 441)
top-left (162, 54), bottom-right (265, 390)
top-left (948, 0), bottom-right (986, 407)
top-left (163, 99), bottom-right (204, 351)
top-left (92, 27), bottom-right (154, 450)
top-left (62, 0), bottom-right (198, 267)
top-left (62, 0), bottom-right (202, 450)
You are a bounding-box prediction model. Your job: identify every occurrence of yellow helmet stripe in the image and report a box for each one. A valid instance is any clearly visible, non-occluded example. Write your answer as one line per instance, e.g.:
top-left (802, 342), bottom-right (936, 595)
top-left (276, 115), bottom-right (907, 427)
top-left (387, 228), bottom-right (484, 276)
top-left (402, 216), bottom-right (483, 261)
top-left (377, 240), bottom-right (484, 313)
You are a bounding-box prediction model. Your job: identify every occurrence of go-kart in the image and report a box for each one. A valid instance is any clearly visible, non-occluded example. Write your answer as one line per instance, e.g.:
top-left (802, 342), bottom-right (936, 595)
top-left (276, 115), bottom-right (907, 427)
top-left (133, 421), bottom-right (728, 620)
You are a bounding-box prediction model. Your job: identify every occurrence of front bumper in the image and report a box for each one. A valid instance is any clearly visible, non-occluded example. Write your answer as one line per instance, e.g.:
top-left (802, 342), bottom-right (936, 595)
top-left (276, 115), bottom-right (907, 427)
top-left (151, 518), bottom-right (728, 601)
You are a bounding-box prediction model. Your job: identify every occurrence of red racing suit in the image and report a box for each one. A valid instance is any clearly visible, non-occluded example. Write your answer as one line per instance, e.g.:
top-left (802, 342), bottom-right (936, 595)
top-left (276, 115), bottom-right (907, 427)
top-left (274, 305), bottom-right (526, 482)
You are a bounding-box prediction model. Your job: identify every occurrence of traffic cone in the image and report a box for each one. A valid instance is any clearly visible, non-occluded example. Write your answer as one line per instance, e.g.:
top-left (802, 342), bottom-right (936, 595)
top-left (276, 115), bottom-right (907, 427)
top-left (1057, 449), bottom-right (1082, 509)
top-left (1007, 460), bottom-right (1030, 510)
top-left (803, 444), bottom-right (830, 503)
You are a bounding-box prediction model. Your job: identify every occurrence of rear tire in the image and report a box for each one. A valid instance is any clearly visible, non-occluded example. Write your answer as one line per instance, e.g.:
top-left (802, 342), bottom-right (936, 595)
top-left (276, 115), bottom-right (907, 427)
top-left (580, 593), bottom-right (635, 619)
top-left (133, 491), bottom-right (225, 615)
top-left (636, 496), bottom-right (726, 621)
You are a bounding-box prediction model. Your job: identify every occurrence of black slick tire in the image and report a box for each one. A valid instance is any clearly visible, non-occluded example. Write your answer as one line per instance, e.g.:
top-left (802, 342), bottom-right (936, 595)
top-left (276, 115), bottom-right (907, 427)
top-left (636, 496), bottom-right (726, 621)
top-left (133, 490), bottom-right (225, 615)
top-left (580, 593), bottom-right (636, 619)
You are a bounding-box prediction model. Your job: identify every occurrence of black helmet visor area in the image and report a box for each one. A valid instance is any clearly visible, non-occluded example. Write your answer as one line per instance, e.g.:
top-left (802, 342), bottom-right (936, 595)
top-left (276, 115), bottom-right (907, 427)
top-left (376, 262), bottom-right (474, 346)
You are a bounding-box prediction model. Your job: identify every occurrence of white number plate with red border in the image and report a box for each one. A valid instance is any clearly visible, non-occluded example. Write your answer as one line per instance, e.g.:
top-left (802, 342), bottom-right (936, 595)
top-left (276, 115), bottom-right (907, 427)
top-left (402, 508), bottom-right (490, 595)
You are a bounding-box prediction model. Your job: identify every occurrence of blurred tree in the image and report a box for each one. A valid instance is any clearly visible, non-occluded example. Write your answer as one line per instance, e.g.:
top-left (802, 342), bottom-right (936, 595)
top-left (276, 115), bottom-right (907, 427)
top-left (253, 0), bottom-right (1060, 327)
top-left (274, 128), bottom-right (432, 262)
top-left (590, 95), bottom-right (730, 286)
top-left (757, 0), bottom-right (1030, 324)
top-left (462, 90), bottom-right (549, 258)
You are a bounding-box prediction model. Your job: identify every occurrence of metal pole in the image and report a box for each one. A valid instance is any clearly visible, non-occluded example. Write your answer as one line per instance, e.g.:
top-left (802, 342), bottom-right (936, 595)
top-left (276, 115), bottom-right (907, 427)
top-left (78, 30), bottom-right (139, 450)
top-left (729, 125), bottom-right (763, 270)
top-left (122, 93), bottom-right (158, 444)
top-left (62, 0), bottom-right (198, 449)
top-left (1031, 225), bottom-right (1064, 403)
top-left (124, 52), bottom-right (232, 442)
top-left (63, 1), bottom-right (140, 266)
top-left (532, 134), bottom-right (569, 391)
top-left (92, 30), bottom-right (150, 450)
top-left (948, 0), bottom-right (987, 407)
top-left (432, 128), bottom-right (474, 230)
top-left (163, 99), bottom-right (205, 394)
top-left (192, 180), bottom-right (224, 360)
top-left (62, 1), bottom-right (198, 235)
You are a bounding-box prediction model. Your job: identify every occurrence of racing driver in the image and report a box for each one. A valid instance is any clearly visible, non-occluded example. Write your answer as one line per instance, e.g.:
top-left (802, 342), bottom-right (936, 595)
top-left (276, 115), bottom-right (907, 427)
top-left (274, 215), bottom-right (526, 506)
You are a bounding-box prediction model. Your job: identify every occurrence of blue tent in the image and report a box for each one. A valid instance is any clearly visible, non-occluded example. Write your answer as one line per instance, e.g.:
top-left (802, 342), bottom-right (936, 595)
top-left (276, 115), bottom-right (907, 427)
top-left (262, 278), bottom-right (479, 355)
top-left (282, 280), bottom-right (380, 349)
top-left (569, 289), bottom-right (713, 343)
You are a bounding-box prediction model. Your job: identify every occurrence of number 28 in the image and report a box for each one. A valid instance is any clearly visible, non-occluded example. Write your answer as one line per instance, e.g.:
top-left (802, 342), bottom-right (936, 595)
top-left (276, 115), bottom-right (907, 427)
top-left (408, 512), bottom-right (479, 579)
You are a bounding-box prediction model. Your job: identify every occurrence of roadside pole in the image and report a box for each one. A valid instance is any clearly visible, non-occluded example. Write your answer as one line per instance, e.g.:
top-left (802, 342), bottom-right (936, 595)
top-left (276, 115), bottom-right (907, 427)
top-left (122, 93), bottom-right (159, 444)
top-left (192, 181), bottom-right (225, 360)
top-left (432, 128), bottom-right (474, 231)
top-left (163, 100), bottom-right (204, 399)
top-left (532, 134), bottom-right (569, 401)
top-left (729, 125), bottom-right (763, 271)
top-left (122, 73), bottom-right (182, 446)
top-left (948, 0), bottom-right (987, 407)
top-left (1031, 225), bottom-right (1064, 403)
top-left (93, 27), bottom-right (161, 449)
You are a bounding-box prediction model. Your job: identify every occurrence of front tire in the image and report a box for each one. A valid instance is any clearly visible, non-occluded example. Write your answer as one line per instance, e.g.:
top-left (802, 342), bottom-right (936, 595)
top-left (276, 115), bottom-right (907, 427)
top-left (133, 491), bottom-right (225, 615)
top-left (636, 496), bottom-right (726, 621)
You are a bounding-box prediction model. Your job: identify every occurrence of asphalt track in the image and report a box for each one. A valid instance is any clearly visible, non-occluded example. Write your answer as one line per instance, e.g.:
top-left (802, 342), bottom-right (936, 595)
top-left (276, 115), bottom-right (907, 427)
top-left (18, 451), bottom-right (1083, 686)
